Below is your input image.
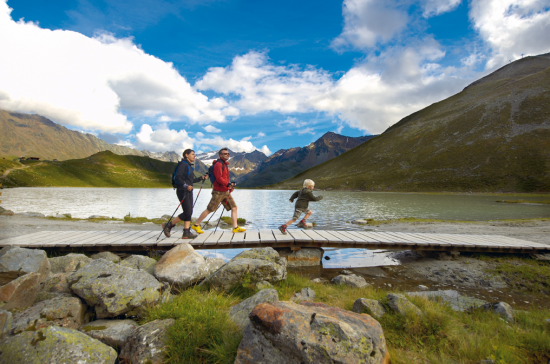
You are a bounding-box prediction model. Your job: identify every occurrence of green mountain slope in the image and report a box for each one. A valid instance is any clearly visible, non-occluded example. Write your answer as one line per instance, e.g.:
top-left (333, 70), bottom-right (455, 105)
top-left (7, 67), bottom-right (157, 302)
top-left (276, 53), bottom-right (550, 193)
top-left (0, 151), bottom-right (210, 188)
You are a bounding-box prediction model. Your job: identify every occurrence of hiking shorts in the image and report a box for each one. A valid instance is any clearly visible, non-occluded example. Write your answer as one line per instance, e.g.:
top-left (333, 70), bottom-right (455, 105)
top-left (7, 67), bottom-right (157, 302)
top-left (207, 190), bottom-right (236, 212)
top-left (292, 209), bottom-right (310, 220)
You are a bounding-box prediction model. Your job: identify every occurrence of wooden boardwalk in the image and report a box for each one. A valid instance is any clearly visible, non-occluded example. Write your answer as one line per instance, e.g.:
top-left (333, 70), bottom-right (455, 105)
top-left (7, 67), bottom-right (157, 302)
top-left (0, 229), bottom-right (548, 253)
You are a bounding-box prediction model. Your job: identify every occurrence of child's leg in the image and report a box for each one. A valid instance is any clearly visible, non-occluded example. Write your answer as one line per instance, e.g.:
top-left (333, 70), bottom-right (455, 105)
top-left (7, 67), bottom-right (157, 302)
top-left (303, 210), bottom-right (312, 221)
top-left (284, 218), bottom-right (296, 226)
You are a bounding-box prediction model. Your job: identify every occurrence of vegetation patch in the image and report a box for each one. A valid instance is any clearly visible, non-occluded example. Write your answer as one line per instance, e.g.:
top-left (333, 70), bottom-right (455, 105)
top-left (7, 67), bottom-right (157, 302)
top-left (496, 199), bottom-right (550, 204)
top-left (482, 256), bottom-right (550, 295)
top-left (220, 216), bottom-right (246, 226)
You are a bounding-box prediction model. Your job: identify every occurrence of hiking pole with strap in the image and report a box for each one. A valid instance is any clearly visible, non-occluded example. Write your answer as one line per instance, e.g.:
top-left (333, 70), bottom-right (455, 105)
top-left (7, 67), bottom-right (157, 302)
top-left (193, 179), bottom-right (206, 208)
top-left (214, 187), bottom-right (234, 233)
top-left (156, 194), bottom-right (186, 241)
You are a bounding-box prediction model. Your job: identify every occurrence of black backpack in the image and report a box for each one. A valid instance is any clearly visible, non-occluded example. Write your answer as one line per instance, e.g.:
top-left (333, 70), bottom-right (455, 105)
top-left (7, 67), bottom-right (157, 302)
top-left (208, 159), bottom-right (226, 185)
top-left (172, 160), bottom-right (191, 188)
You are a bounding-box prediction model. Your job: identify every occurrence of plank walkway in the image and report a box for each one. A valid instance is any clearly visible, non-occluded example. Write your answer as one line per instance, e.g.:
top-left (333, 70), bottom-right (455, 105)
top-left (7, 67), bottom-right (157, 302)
top-left (0, 229), bottom-right (548, 253)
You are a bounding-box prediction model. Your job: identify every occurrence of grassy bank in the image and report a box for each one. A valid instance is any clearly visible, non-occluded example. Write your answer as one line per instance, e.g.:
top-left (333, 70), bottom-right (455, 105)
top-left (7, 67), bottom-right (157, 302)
top-left (350, 216), bottom-right (550, 226)
top-left (143, 270), bottom-right (550, 364)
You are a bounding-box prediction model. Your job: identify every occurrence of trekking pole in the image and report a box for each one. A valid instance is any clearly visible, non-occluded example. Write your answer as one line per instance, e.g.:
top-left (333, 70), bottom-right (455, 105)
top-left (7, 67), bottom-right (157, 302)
top-left (193, 179), bottom-right (205, 208)
top-left (214, 187), bottom-right (234, 233)
top-left (156, 194), bottom-right (186, 241)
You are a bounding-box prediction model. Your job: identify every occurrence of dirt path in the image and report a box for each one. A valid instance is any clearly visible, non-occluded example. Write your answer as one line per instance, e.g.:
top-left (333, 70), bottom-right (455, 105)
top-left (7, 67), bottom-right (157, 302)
top-left (1, 162), bottom-right (43, 178)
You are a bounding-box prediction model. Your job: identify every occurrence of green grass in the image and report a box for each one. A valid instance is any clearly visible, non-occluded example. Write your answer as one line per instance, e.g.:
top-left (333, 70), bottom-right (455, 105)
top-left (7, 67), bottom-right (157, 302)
top-left (219, 216), bottom-right (246, 226)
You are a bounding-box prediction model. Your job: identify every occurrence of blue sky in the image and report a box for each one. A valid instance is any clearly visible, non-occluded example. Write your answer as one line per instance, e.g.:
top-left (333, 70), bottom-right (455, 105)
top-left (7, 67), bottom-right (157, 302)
top-left (1, 0), bottom-right (550, 155)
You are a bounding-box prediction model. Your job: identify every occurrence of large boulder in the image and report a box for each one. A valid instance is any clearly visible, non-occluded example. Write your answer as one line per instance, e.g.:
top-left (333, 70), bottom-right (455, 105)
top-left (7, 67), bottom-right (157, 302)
top-left (0, 309), bottom-right (12, 338)
top-left (0, 326), bottom-right (117, 363)
top-left (120, 255), bottom-right (157, 275)
top-left (386, 294), bottom-right (423, 316)
top-left (49, 253), bottom-right (92, 273)
top-left (10, 295), bottom-right (90, 335)
top-left (235, 301), bottom-right (389, 364)
top-left (229, 289), bottom-right (279, 329)
top-left (90, 251), bottom-right (121, 263)
top-left (276, 248), bottom-right (324, 267)
top-left (353, 298), bottom-right (386, 318)
top-left (201, 248), bottom-right (287, 291)
top-left (205, 256), bottom-right (225, 275)
top-left (0, 246), bottom-right (51, 285)
top-left (0, 272), bottom-right (42, 310)
top-left (331, 274), bottom-right (369, 288)
top-left (154, 244), bottom-right (210, 288)
top-left (80, 319), bottom-right (138, 349)
top-left (42, 272), bottom-right (72, 294)
top-left (119, 319), bottom-right (175, 364)
top-left (68, 259), bottom-right (164, 318)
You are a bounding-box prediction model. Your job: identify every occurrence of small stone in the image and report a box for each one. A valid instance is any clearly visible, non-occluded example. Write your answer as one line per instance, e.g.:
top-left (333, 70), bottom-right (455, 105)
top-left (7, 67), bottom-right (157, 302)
top-left (353, 298), bottom-right (386, 318)
top-left (290, 287), bottom-right (315, 302)
top-left (340, 269), bottom-right (353, 275)
top-left (545, 319), bottom-right (550, 323)
top-left (480, 302), bottom-right (515, 322)
top-left (119, 319), bottom-right (175, 364)
top-left (90, 251), bottom-right (121, 263)
top-left (418, 285), bottom-right (429, 291)
top-left (80, 319), bottom-right (138, 349)
top-left (310, 277), bottom-right (329, 284)
top-left (88, 215), bottom-right (110, 219)
top-left (0, 206), bottom-right (14, 216)
top-left (387, 293), bottom-right (423, 316)
top-left (331, 274), bottom-right (369, 288)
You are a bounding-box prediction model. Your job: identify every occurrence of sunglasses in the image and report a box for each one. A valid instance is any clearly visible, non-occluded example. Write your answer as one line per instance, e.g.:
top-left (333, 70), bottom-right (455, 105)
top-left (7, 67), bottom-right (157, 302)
top-left (221, 152), bottom-right (230, 155)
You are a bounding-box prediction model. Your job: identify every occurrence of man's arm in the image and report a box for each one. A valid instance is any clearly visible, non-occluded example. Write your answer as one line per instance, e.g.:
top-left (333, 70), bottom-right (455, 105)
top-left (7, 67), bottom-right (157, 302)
top-left (214, 161), bottom-right (229, 187)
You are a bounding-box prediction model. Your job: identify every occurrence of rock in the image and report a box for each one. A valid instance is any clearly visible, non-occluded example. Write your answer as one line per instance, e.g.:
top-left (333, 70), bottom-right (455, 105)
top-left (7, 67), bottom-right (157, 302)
top-left (311, 277), bottom-right (329, 284)
top-left (119, 319), bottom-right (175, 364)
top-left (0, 309), bottom-right (12, 338)
top-left (291, 287), bottom-right (315, 302)
top-left (418, 285), bottom-right (429, 291)
top-left (88, 215), bottom-right (110, 219)
top-left (331, 274), bottom-right (369, 288)
top-left (0, 326), bottom-right (117, 363)
top-left (42, 272), bottom-right (72, 294)
top-left (11, 295), bottom-right (90, 335)
top-left (0, 246), bottom-right (51, 285)
top-left (161, 214), bottom-right (172, 220)
top-left (546, 318), bottom-right (550, 324)
top-left (351, 219), bottom-right (371, 225)
top-left (80, 319), bottom-right (138, 349)
top-left (255, 281), bottom-right (273, 290)
top-left (480, 302), bottom-right (515, 322)
top-left (205, 256), bottom-right (225, 275)
top-left (229, 289), bottom-right (279, 329)
top-left (90, 251), bottom-right (121, 263)
top-left (120, 255), bottom-right (157, 275)
top-left (340, 269), bottom-right (354, 275)
top-left (234, 301), bottom-right (389, 364)
top-left (352, 298), bottom-right (386, 318)
top-left (52, 213), bottom-right (66, 218)
top-left (407, 290), bottom-right (487, 312)
top-left (34, 292), bottom-right (74, 303)
top-left (417, 250), bottom-right (459, 260)
top-left (49, 253), bottom-right (92, 273)
top-left (0, 272), bottom-right (42, 310)
top-left (0, 206), bottom-right (14, 216)
top-left (20, 212), bottom-right (45, 217)
top-left (68, 259), bottom-right (163, 318)
top-left (154, 244), bottom-right (210, 288)
top-left (276, 247), bottom-right (324, 267)
top-left (386, 294), bottom-right (423, 316)
top-left (201, 248), bottom-right (287, 291)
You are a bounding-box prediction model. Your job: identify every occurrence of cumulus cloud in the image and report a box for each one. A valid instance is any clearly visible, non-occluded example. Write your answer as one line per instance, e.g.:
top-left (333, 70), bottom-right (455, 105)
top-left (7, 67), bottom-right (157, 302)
top-left (422, 0), bottom-right (462, 18)
top-left (204, 125), bottom-right (222, 133)
top-left (134, 124), bottom-right (195, 153)
top-left (0, 0), bottom-right (236, 133)
top-left (257, 132), bottom-right (266, 137)
top-left (470, 0), bottom-right (550, 69)
top-left (196, 135), bottom-right (271, 155)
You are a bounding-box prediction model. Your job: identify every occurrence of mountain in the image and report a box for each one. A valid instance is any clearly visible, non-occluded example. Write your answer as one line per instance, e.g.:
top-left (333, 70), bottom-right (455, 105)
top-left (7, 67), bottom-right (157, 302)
top-left (196, 149), bottom-right (267, 181)
top-left (276, 53), bottom-right (550, 193)
top-left (238, 132), bottom-right (376, 187)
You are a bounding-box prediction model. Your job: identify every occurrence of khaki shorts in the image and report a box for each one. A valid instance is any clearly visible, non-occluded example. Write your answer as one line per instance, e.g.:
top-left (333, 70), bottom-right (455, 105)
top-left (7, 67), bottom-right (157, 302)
top-left (292, 209), bottom-right (310, 220)
top-left (207, 190), bottom-right (236, 212)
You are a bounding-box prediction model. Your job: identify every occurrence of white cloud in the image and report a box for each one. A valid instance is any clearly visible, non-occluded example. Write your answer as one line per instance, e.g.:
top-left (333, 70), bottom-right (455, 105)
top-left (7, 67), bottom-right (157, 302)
top-left (279, 117), bottom-right (309, 128)
top-left (297, 127), bottom-right (315, 135)
top-left (422, 0), bottom-right (462, 18)
top-left (259, 145), bottom-right (271, 155)
top-left (196, 135), bottom-right (271, 155)
top-left (470, 0), bottom-right (550, 69)
top-left (257, 132), bottom-right (266, 137)
top-left (331, 0), bottom-right (409, 50)
top-left (204, 125), bottom-right (222, 133)
top-left (0, 0), bottom-right (237, 133)
top-left (135, 124), bottom-right (194, 153)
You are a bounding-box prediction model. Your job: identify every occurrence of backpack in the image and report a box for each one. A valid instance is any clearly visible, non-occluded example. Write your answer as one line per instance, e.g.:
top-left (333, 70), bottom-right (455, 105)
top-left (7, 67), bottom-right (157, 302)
top-left (172, 160), bottom-right (191, 188)
top-left (208, 159), bottom-right (226, 185)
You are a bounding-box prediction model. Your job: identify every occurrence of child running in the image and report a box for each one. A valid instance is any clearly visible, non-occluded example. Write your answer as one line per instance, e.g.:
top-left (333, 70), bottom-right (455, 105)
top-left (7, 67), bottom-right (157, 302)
top-left (278, 179), bottom-right (323, 234)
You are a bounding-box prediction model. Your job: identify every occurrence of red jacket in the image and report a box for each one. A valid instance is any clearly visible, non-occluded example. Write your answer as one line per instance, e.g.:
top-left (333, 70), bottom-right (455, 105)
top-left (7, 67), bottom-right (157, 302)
top-left (213, 159), bottom-right (230, 192)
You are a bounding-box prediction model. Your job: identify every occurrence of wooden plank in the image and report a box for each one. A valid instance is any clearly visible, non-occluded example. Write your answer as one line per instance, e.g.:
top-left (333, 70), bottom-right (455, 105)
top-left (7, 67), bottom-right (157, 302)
top-left (93, 231), bottom-right (138, 246)
top-left (111, 231), bottom-right (153, 246)
top-left (157, 237), bottom-right (182, 247)
top-left (72, 231), bottom-right (121, 247)
top-left (301, 230), bottom-right (328, 243)
top-left (316, 230), bottom-right (344, 242)
top-left (190, 230), bottom-right (215, 247)
top-left (348, 231), bottom-right (383, 243)
top-left (287, 229), bottom-right (313, 244)
top-left (134, 231), bottom-right (165, 246)
top-left (30, 231), bottom-right (87, 247)
top-left (203, 231), bottom-right (224, 245)
top-left (435, 234), bottom-right (491, 248)
top-left (406, 233), bottom-right (458, 247)
top-left (217, 231), bottom-right (233, 246)
top-left (0, 231), bottom-right (59, 246)
top-left (272, 228), bottom-right (295, 244)
top-left (479, 235), bottom-right (540, 248)
top-left (413, 233), bottom-right (473, 248)
top-left (338, 231), bottom-right (369, 243)
top-left (44, 231), bottom-right (100, 247)
top-left (243, 230), bottom-right (261, 245)
top-left (231, 230), bottom-right (246, 244)
top-left (366, 232), bottom-right (416, 245)
top-left (259, 229), bottom-right (276, 244)
top-left (387, 232), bottom-right (448, 247)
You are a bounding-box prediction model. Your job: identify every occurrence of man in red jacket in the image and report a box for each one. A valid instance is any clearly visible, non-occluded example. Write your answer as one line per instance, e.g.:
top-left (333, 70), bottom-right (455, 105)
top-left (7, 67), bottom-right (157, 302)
top-left (192, 147), bottom-right (246, 234)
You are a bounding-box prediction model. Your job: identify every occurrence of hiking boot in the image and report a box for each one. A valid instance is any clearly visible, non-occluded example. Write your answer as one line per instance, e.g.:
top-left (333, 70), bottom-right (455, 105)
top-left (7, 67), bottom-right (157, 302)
top-left (296, 219), bottom-right (307, 228)
top-left (162, 221), bottom-right (174, 237)
top-left (278, 224), bottom-right (287, 235)
top-left (191, 224), bottom-right (204, 234)
top-left (182, 229), bottom-right (197, 239)
top-left (232, 226), bottom-right (246, 233)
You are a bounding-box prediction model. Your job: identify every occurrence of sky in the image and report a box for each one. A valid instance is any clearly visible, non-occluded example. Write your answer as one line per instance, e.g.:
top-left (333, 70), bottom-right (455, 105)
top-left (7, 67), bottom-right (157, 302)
top-left (1, 0), bottom-right (549, 156)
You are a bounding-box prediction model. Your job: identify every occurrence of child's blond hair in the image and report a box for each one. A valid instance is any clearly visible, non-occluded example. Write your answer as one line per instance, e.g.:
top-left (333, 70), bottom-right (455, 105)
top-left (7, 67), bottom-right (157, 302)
top-left (303, 179), bottom-right (315, 188)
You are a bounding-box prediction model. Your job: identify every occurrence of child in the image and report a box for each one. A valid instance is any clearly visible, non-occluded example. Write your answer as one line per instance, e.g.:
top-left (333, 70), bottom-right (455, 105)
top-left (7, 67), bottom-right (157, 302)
top-left (278, 179), bottom-right (323, 234)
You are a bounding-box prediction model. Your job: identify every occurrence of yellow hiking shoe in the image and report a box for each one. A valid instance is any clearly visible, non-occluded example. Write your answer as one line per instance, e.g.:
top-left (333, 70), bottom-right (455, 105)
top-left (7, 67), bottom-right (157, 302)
top-left (191, 224), bottom-right (204, 234)
top-left (232, 226), bottom-right (246, 233)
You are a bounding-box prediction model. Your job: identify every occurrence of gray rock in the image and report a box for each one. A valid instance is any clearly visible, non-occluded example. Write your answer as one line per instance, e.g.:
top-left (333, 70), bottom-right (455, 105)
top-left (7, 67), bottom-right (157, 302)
top-left (340, 269), bottom-right (354, 275)
top-left (0, 206), bottom-right (14, 216)
top-left (49, 253), bottom-right (92, 273)
top-left (42, 272), bottom-right (72, 294)
top-left (407, 290), bottom-right (487, 311)
top-left (161, 214), bottom-right (172, 220)
top-left (387, 293), bottom-right (424, 316)
top-left (0, 326), bottom-right (117, 363)
top-left (80, 319), bottom-right (138, 349)
top-left (201, 248), bottom-right (287, 291)
top-left (229, 289), bottom-right (279, 329)
top-left (90, 251), bottom-right (121, 263)
top-left (291, 287), bottom-right (315, 302)
top-left (418, 285), bottom-right (429, 291)
top-left (154, 244), bottom-right (210, 288)
top-left (120, 255), bottom-right (157, 275)
top-left (205, 256), bottom-right (225, 275)
top-left (480, 302), bottom-right (515, 322)
top-left (255, 281), bottom-right (273, 290)
top-left (351, 219), bottom-right (370, 225)
top-left (353, 298), bottom-right (386, 318)
top-left (11, 295), bottom-right (90, 335)
top-left (234, 301), bottom-right (389, 364)
top-left (0, 272), bottom-right (42, 310)
top-left (331, 274), bottom-right (369, 288)
top-left (0, 246), bottom-right (51, 285)
top-left (34, 292), bottom-right (75, 303)
top-left (20, 212), bottom-right (46, 217)
top-left (68, 259), bottom-right (163, 318)
top-left (546, 318), bottom-right (550, 324)
top-left (0, 309), bottom-right (12, 338)
top-left (276, 248), bottom-right (324, 267)
top-left (311, 277), bottom-right (329, 284)
top-left (119, 319), bottom-right (175, 364)
top-left (88, 215), bottom-right (110, 219)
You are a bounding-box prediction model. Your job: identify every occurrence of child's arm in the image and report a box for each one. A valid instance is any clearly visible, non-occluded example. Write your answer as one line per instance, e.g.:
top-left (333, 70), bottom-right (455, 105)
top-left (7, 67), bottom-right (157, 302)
top-left (289, 191), bottom-right (299, 202)
top-left (304, 190), bottom-right (323, 201)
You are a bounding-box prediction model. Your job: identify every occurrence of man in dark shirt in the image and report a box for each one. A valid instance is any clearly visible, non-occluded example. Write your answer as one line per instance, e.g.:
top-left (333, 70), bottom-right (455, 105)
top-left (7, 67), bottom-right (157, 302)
top-left (278, 179), bottom-right (323, 234)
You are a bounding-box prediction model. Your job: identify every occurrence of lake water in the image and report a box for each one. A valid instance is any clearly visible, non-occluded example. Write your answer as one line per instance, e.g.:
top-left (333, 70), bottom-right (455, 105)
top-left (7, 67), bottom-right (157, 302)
top-left (2, 187), bottom-right (549, 267)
